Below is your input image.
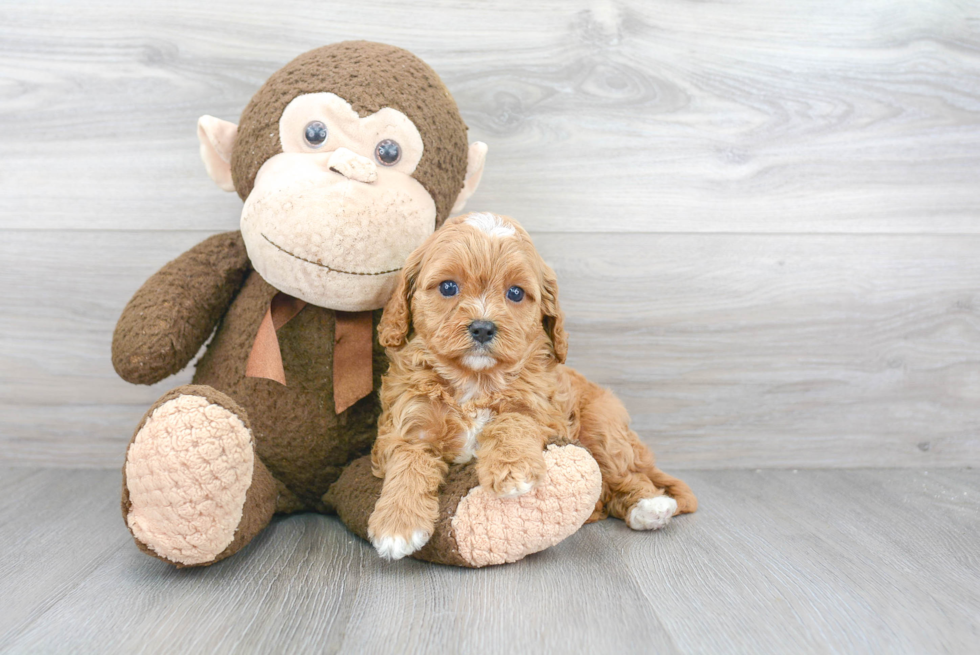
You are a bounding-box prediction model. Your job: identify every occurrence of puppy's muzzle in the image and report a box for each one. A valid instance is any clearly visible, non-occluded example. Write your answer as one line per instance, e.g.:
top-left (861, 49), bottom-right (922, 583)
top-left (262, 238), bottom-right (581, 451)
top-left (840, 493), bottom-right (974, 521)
top-left (468, 320), bottom-right (496, 345)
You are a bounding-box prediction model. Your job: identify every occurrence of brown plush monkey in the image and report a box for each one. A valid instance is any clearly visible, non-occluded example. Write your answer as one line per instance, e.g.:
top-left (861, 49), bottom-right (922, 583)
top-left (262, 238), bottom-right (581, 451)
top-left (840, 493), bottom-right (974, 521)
top-left (114, 41), bottom-right (602, 568)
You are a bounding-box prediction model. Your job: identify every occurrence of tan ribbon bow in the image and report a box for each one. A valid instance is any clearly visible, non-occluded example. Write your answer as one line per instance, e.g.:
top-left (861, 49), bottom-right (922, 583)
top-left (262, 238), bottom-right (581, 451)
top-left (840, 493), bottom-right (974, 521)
top-left (246, 292), bottom-right (374, 414)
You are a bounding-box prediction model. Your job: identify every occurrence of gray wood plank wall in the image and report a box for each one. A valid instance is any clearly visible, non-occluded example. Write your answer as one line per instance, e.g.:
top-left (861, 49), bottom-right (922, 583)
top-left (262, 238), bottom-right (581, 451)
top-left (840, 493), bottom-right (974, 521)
top-left (1, 0), bottom-right (979, 468)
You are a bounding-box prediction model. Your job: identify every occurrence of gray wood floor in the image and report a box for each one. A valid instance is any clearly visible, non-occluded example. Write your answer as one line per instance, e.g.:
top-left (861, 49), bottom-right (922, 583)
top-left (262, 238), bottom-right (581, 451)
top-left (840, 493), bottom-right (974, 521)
top-left (1, 467), bottom-right (977, 654)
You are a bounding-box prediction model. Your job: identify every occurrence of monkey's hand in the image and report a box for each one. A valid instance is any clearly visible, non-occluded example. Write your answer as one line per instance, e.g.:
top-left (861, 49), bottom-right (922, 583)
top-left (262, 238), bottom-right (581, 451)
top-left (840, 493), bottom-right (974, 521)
top-left (111, 231), bottom-right (250, 385)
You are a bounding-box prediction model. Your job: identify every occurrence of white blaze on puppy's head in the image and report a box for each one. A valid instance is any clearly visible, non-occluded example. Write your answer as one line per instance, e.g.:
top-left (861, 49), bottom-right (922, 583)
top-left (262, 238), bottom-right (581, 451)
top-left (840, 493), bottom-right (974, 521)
top-left (464, 212), bottom-right (516, 238)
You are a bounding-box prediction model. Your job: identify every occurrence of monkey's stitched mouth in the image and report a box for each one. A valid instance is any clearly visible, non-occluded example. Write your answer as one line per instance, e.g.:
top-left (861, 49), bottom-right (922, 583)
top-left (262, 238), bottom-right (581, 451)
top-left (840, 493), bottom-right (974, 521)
top-left (261, 234), bottom-right (402, 277)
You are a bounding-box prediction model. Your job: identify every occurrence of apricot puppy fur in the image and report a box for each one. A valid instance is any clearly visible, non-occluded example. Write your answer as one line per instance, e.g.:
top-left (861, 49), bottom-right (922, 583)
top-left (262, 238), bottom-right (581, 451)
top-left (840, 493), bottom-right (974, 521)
top-left (367, 212), bottom-right (697, 559)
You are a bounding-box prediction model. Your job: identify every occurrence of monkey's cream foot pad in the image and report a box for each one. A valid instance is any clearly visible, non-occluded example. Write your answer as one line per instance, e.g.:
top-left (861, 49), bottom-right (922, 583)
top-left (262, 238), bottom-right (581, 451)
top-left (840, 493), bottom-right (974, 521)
top-left (450, 444), bottom-right (602, 567)
top-left (124, 394), bottom-right (254, 566)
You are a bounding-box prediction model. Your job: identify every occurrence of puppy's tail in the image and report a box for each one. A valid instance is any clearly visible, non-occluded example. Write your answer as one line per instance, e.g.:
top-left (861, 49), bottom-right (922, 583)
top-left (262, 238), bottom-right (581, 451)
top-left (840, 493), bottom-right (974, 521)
top-left (647, 467), bottom-right (698, 515)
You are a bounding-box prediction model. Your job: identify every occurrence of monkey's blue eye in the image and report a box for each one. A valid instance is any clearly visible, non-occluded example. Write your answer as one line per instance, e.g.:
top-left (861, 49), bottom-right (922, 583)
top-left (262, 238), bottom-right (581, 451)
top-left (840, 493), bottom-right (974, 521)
top-left (507, 286), bottom-right (525, 302)
top-left (376, 139), bottom-right (401, 165)
top-left (304, 121), bottom-right (328, 148)
top-left (439, 281), bottom-right (459, 297)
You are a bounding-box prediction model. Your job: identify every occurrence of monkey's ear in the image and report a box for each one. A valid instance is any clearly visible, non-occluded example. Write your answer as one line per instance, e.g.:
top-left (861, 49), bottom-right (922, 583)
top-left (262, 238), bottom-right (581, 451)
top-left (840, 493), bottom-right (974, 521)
top-left (197, 115), bottom-right (238, 192)
top-left (450, 142), bottom-right (488, 214)
top-left (378, 246), bottom-right (426, 350)
top-left (541, 264), bottom-right (568, 364)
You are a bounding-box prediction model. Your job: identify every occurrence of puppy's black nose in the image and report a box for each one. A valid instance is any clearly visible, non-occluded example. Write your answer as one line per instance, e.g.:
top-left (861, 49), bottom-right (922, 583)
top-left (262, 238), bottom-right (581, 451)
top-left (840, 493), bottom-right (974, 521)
top-left (468, 320), bottom-right (496, 344)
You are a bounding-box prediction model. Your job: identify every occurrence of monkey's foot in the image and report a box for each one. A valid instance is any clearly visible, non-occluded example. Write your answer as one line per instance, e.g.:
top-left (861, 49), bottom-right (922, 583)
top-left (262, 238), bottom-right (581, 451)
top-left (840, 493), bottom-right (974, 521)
top-left (122, 385), bottom-right (276, 567)
top-left (325, 441), bottom-right (601, 567)
top-left (450, 443), bottom-right (601, 566)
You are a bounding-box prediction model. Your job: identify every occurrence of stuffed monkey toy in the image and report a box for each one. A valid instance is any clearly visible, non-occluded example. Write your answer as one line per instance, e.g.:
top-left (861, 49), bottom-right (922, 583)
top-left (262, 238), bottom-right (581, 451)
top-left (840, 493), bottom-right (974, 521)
top-left (113, 41), bottom-right (602, 568)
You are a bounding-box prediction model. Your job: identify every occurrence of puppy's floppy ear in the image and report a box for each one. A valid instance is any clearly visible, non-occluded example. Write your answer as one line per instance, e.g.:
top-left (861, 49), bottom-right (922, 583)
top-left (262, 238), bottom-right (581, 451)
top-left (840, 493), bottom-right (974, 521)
top-left (541, 264), bottom-right (568, 364)
top-left (379, 246), bottom-right (426, 349)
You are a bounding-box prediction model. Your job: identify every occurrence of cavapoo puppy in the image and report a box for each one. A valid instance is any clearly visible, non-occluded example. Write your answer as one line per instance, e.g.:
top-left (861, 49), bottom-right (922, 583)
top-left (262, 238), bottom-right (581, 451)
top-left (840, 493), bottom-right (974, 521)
top-left (368, 212), bottom-right (697, 559)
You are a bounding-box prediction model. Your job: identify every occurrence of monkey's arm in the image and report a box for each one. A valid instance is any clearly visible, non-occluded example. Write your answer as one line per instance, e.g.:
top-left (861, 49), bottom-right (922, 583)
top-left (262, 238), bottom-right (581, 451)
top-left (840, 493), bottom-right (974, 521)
top-left (112, 231), bottom-right (250, 385)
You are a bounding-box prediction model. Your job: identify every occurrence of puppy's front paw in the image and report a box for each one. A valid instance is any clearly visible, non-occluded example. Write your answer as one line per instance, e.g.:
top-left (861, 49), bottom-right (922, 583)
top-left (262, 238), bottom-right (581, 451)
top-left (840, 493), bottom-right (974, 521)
top-left (477, 451), bottom-right (547, 498)
top-left (371, 530), bottom-right (431, 560)
top-left (367, 501), bottom-right (435, 560)
top-left (627, 496), bottom-right (677, 531)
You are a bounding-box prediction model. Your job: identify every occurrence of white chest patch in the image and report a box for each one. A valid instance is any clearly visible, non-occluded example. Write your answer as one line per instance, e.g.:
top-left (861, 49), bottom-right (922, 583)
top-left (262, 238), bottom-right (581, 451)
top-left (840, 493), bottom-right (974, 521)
top-left (458, 379), bottom-right (481, 404)
top-left (454, 408), bottom-right (494, 464)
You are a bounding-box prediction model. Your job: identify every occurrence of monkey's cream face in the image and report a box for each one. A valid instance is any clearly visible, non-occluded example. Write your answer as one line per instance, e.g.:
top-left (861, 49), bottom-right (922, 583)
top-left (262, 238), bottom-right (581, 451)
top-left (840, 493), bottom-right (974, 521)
top-left (240, 93), bottom-right (436, 311)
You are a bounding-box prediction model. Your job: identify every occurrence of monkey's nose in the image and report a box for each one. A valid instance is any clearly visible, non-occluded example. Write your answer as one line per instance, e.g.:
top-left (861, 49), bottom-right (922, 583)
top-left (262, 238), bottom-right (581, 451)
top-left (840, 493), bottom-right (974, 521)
top-left (326, 147), bottom-right (377, 183)
top-left (468, 320), bottom-right (496, 345)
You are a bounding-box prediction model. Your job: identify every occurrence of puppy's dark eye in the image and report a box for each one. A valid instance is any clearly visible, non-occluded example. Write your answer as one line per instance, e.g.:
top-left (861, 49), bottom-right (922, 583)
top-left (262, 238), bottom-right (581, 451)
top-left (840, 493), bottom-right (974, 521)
top-left (506, 286), bottom-right (525, 302)
top-left (439, 280), bottom-right (459, 297)
top-left (375, 139), bottom-right (401, 165)
top-left (304, 121), bottom-right (328, 148)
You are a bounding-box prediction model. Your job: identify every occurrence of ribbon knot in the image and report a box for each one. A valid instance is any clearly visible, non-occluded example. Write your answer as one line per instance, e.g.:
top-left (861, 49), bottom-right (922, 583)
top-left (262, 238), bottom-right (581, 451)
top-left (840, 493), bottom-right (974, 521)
top-left (245, 292), bottom-right (374, 414)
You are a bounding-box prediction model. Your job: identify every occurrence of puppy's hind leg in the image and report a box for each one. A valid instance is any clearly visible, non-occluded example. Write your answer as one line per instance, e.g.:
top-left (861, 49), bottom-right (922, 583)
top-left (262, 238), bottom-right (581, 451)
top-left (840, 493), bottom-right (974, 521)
top-left (577, 386), bottom-right (697, 531)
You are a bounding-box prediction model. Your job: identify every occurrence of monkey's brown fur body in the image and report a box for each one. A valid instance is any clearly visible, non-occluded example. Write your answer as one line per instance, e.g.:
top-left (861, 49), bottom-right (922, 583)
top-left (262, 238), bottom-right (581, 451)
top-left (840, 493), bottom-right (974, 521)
top-left (115, 234), bottom-right (386, 509)
top-left (114, 42), bottom-right (603, 568)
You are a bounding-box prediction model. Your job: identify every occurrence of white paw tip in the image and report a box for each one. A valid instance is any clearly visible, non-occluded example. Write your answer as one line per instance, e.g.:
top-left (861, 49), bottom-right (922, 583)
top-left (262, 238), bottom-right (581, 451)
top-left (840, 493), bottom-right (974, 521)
top-left (372, 530), bottom-right (431, 560)
top-left (628, 496), bottom-right (677, 531)
top-left (499, 479), bottom-right (535, 498)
